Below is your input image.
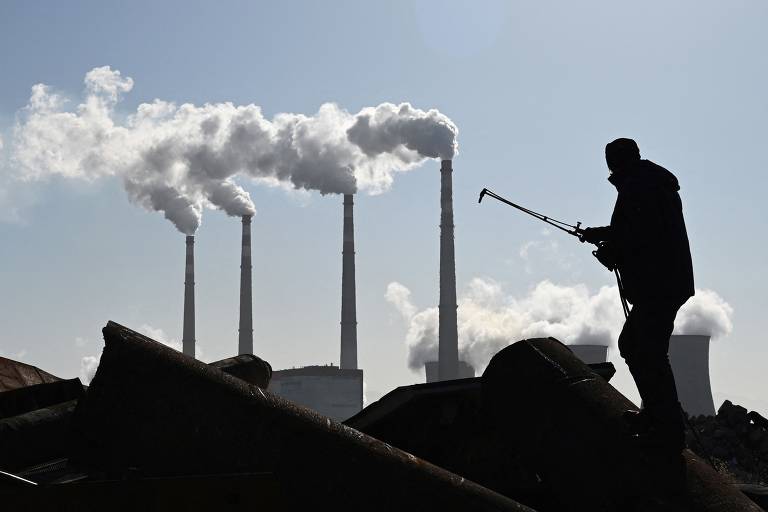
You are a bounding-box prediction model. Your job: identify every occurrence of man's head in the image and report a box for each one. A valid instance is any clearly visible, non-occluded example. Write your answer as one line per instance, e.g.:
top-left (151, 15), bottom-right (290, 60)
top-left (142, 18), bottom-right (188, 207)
top-left (605, 138), bottom-right (641, 172)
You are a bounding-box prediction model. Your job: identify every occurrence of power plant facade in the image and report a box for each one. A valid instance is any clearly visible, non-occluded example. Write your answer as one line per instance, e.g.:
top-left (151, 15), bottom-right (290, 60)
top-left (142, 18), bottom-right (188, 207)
top-left (182, 235), bottom-right (195, 357)
top-left (669, 334), bottom-right (716, 417)
top-left (438, 160), bottom-right (459, 381)
top-left (238, 215), bottom-right (254, 355)
top-left (567, 344), bottom-right (608, 365)
top-left (268, 365), bottom-right (363, 421)
top-left (339, 194), bottom-right (357, 370)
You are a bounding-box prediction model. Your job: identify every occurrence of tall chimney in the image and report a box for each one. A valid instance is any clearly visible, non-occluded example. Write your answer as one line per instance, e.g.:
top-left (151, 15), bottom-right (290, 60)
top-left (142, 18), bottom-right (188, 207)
top-left (339, 194), bottom-right (358, 369)
top-left (238, 215), bottom-right (254, 355)
top-left (438, 160), bottom-right (459, 381)
top-left (182, 235), bottom-right (196, 357)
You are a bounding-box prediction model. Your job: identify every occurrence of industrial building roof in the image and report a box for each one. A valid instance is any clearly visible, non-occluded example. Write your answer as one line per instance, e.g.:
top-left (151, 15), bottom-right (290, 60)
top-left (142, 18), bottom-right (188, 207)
top-left (271, 365), bottom-right (363, 378)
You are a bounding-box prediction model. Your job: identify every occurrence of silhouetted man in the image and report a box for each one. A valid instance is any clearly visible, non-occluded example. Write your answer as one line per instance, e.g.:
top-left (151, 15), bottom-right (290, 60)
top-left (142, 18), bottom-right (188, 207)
top-left (581, 138), bottom-right (694, 453)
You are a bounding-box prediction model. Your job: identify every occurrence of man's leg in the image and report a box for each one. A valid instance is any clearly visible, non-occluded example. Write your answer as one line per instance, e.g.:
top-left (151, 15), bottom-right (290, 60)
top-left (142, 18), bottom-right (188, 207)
top-left (619, 300), bottom-right (685, 451)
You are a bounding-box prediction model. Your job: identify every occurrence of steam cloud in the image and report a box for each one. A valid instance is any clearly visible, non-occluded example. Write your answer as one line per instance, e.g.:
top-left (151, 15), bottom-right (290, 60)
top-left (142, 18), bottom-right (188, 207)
top-left (674, 288), bottom-right (734, 338)
top-left (9, 66), bottom-right (458, 233)
top-left (386, 280), bottom-right (734, 374)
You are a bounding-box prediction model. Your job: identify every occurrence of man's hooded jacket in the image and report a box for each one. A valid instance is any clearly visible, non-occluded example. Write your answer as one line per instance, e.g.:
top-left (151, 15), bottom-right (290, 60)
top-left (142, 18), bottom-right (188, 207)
top-left (595, 160), bottom-right (694, 304)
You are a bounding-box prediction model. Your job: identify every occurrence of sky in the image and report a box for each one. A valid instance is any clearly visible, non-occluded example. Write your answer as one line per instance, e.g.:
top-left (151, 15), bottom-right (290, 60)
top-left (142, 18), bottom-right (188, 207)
top-left (1, 1), bottom-right (766, 413)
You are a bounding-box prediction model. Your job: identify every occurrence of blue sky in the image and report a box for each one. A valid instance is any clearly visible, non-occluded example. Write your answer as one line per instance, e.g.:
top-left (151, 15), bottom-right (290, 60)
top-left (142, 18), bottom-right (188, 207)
top-left (1, 1), bottom-right (766, 411)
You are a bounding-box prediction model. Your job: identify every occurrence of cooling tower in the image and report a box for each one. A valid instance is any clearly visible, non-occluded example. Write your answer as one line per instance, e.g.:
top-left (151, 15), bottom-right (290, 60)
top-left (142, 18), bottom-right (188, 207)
top-left (238, 215), bottom-right (254, 355)
top-left (182, 235), bottom-right (195, 357)
top-left (340, 194), bottom-right (358, 370)
top-left (669, 334), bottom-right (716, 417)
top-left (567, 344), bottom-right (608, 365)
top-left (438, 160), bottom-right (459, 381)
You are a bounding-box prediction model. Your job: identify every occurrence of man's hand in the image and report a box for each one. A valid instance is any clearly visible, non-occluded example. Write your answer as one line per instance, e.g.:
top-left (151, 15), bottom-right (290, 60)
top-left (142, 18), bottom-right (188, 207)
top-left (579, 226), bottom-right (610, 244)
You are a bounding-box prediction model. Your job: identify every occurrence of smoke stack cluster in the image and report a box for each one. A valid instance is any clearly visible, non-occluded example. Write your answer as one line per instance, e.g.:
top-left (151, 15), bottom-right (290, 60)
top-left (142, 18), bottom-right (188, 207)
top-left (238, 215), bottom-right (254, 355)
top-left (182, 235), bottom-right (195, 357)
top-left (438, 160), bottom-right (459, 381)
top-left (340, 194), bottom-right (358, 370)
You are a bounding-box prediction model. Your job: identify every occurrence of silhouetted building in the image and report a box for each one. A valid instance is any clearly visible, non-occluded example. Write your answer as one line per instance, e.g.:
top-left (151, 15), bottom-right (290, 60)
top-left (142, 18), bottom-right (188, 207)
top-left (268, 365), bottom-right (363, 421)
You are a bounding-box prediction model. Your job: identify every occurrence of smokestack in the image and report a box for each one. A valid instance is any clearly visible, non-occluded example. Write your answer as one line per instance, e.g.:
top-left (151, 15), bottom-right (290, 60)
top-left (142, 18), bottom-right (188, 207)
top-left (340, 194), bottom-right (358, 370)
top-left (668, 335), bottom-right (716, 417)
top-left (438, 160), bottom-right (459, 381)
top-left (238, 215), bottom-right (254, 355)
top-left (182, 235), bottom-right (195, 357)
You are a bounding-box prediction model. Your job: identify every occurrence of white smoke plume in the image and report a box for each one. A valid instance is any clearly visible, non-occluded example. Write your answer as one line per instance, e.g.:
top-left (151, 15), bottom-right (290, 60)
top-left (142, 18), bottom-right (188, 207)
top-left (347, 102), bottom-right (458, 160)
top-left (387, 280), bottom-right (734, 374)
top-left (674, 289), bottom-right (734, 339)
top-left (9, 66), bottom-right (458, 233)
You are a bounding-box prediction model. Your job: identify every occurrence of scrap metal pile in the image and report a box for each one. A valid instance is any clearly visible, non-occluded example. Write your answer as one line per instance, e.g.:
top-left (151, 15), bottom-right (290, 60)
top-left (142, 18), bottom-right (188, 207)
top-left (0, 322), bottom-right (761, 511)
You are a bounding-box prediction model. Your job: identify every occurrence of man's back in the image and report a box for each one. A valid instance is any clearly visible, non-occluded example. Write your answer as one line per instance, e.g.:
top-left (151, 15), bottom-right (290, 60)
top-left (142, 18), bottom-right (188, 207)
top-left (608, 159), bottom-right (694, 304)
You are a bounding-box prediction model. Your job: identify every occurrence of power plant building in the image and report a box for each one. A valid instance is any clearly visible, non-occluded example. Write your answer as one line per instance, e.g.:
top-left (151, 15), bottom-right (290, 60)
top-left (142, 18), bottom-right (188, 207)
top-left (268, 365), bottom-right (363, 421)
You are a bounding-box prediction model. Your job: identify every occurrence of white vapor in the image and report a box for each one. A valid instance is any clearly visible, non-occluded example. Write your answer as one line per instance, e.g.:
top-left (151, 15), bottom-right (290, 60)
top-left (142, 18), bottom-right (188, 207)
top-left (386, 280), bottom-right (734, 374)
top-left (674, 289), bottom-right (734, 339)
top-left (10, 66), bottom-right (458, 233)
